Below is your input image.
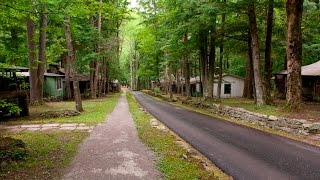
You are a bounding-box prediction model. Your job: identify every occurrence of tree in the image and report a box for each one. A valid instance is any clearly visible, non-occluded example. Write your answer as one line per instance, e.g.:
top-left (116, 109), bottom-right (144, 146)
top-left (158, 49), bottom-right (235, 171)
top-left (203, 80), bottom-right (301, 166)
top-left (248, 0), bottom-right (265, 106)
top-left (264, 0), bottom-right (274, 104)
top-left (65, 15), bottom-right (83, 112)
top-left (286, 0), bottom-right (304, 110)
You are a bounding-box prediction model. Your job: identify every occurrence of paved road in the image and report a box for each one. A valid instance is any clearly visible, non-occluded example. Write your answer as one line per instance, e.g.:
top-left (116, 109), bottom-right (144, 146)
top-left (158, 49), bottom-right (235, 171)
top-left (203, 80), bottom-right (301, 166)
top-left (133, 92), bottom-right (320, 180)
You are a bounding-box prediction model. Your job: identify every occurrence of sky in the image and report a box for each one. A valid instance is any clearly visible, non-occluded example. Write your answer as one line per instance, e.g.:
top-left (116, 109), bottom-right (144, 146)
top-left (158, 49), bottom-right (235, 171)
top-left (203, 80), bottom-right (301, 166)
top-left (128, 0), bottom-right (138, 9)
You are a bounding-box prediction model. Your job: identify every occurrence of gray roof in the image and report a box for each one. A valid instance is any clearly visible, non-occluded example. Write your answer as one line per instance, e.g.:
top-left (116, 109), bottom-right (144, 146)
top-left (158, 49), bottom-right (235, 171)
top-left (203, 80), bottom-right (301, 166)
top-left (278, 60), bottom-right (320, 76)
top-left (17, 72), bottom-right (64, 77)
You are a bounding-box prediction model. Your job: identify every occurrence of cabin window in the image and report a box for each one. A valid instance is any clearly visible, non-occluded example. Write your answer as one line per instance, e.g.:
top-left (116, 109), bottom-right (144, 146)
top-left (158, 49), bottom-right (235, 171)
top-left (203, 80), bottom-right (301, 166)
top-left (224, 84), bottom-right (231, 94)
top-left (56, 78), bottom-right (62, 90)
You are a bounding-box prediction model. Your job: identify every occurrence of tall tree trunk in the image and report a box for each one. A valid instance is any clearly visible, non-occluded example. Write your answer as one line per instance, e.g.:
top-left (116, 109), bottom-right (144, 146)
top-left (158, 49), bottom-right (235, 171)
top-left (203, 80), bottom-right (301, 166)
top-left (243, 33), bottom-right (254, 99)
top-left (183, 33), bottom-right (191, 97)
top-left (217, 48), bottom-right (223, 98)
top-left (27, 16), bottom-right (40, 104)
top-left (37, 12), bottom-right (47, 102)
top-left (217, 5), bottom-right (226, 99)
top-left (248, 1), bottom-right (265, 106)
top-left (208, 18), bottom-right (216, 98)
top-left (286, 0), bottom-right (303, 110)
top-left (92, 0), bottom-right (103, 98)
top-left (265, 0), bottom-right (274, 104)
top-left (65, 15), bottom-right (83, 112)
top-left (200, 30), bottom-right (208, 98)
top-left (102, 57), bottom-right (107, 95)
top-left (63, 54), bottom-right (72, 99)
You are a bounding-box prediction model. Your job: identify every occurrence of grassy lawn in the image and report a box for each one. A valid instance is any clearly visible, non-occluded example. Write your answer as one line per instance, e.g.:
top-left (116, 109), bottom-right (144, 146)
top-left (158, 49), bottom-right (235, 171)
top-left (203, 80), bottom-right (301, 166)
top-left (127, 92), bottom-right (228, 180)
top-left (3, 93), bottom-right (121, 125)
top-left (0, 131), bottom-right (88, 179)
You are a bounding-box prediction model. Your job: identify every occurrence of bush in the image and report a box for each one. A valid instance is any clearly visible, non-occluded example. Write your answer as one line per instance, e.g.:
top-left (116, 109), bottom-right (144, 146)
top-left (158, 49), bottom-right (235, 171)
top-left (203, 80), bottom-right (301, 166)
top-left (153, 87), bottom-right (161, 94)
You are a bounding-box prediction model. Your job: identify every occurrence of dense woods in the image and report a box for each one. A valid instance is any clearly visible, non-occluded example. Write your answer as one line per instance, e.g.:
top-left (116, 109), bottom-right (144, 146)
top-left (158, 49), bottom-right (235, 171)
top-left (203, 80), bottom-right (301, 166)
top-left (125, 0), bottom-right (320, 110)
top-left (0, 0), bottom-right (319, 112)
top-left (0, 0), bottom-right (129, 111)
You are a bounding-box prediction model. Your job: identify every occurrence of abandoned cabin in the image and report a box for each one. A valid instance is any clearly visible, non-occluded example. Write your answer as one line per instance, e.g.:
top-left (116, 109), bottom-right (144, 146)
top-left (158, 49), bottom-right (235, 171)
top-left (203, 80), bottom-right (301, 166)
top-left (275, 60), bottom-right (320, 100)
top-left (0, 65), bottom-right (29, 117)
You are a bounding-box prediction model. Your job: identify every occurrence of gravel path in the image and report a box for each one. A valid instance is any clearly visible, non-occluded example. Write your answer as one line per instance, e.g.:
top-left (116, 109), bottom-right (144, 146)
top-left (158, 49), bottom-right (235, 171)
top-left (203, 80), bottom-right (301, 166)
top-left (63, 91), bottom-right (161, 180)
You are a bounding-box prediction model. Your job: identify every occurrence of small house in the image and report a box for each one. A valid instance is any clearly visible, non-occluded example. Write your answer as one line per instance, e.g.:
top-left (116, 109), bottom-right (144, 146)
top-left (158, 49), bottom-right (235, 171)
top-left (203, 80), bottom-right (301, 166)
top-left (275, 60), bottom-right (320, 100)
top-left (213, 75), bottom-right (245, 98)
top-left (17, 72), bottom-right (66, 99)
top-left (0, 65), bottom-right (29, 117)
top-left (189, 75), bottom-right (245, 98)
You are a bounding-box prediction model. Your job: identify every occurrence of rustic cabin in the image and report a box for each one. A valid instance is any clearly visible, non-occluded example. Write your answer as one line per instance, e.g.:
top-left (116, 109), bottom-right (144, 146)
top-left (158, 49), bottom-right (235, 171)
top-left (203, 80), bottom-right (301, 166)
top-left (0, 65), bottom-right (29, 117)
top-left (275, 60), bottom-right (320, 100)
top-left (17, 72), bottom-right (66, 100)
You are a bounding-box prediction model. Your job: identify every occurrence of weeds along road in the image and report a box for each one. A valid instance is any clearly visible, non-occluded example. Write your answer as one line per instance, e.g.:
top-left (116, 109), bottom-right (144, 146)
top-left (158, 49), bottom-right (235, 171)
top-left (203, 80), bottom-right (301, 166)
top-left (132, 91), bottom-right (320, 180)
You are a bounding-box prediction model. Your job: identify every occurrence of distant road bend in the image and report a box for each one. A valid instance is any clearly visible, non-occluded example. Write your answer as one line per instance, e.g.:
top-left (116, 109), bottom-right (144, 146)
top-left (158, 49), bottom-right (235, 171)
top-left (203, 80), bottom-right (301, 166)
top-left (132, 92), bottom-right (320, 180)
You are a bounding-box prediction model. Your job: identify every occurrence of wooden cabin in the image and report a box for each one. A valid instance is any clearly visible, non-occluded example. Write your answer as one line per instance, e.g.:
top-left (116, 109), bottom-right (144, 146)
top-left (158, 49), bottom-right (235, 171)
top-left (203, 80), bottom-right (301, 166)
top-left (275, 60), bottom-right (320, 100)
top-left (0, 66), bottom-right (29, 117)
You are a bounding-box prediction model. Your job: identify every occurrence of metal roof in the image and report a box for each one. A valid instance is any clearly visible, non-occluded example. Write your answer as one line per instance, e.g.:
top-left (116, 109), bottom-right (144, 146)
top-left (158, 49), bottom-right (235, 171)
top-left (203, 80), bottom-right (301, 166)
top-left (16, 72), bottom-right (64, 77)
top-left (277, 60), bottom-right (320, 76)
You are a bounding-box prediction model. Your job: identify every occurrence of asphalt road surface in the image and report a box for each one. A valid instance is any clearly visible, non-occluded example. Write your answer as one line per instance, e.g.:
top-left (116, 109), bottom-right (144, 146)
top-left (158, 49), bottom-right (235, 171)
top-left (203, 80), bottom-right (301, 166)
top-left (132, 92), bottom-right (320, 180)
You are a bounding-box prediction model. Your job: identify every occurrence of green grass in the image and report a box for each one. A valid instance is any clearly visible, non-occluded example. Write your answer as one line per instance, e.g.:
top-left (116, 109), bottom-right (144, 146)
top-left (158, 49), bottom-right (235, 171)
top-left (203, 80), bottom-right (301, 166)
top-left (5, 93), bottom-right (121, 125)
top-left (0, 131), bottom-right (88, 179)
top-left (126, 92), bottom-right (228, 180)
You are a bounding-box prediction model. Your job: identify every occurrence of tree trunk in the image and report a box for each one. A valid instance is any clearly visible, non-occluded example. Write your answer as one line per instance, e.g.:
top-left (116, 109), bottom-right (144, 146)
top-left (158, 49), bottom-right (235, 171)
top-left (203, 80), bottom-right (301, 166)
top-left (65, 15), bottom-right (83, 112)
top-left (208, 19), bottom-right (216, 98)
top-left (286, 0), bottom-right (303, 110)
top-left (37, 12), bottom-right (47, 102)
top-left (63, 54), bottom-right (72, 99)
top-left (26, 16), bottom-right (40, 104)
top-left (248, 1), bottom-right (265, 106)
top-left (217, 47), bottom-right (223, 98)
top-left (200, 30), bottom-right (208, 98)
top-left (217, 7), bottom-right (226, 99)
top-left (265, 0), bottom-right (274, 104)
top-left (183, 33), bottom-right (191, 97)
top-left (92, 0), bottom-right (103, 98)
top-left (243, 34), bottom-right (254, 99)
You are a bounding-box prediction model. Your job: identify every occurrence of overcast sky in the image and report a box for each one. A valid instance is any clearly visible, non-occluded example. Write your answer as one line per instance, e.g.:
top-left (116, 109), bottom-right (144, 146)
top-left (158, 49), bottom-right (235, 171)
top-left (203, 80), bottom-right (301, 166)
top-left (128, 0), bottom-right (138, 9)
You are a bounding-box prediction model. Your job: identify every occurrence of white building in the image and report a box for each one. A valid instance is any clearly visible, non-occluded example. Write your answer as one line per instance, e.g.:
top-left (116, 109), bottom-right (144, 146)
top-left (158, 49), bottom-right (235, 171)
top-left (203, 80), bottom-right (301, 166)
top-left (213, 75), bottom-right (245, 98)
top-left (190, 75), bottom-right (245, 98)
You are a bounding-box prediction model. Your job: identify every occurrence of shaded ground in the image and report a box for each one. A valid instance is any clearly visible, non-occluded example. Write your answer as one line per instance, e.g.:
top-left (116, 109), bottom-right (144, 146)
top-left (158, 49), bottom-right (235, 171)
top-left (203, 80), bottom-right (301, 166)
top-left (133, 91), bottom-right (320, 180)
top-left (63, 91), bottom-right (161, 179)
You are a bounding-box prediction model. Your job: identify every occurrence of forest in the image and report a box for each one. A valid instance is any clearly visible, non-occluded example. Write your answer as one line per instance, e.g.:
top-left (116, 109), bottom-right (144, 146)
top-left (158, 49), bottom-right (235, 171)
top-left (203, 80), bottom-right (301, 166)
top-left (127, 0), bottom-right (320, 110)
top-left (0, 0), bottom-right (319, 114)
top-left (0, 0), bottom-right (129, 113)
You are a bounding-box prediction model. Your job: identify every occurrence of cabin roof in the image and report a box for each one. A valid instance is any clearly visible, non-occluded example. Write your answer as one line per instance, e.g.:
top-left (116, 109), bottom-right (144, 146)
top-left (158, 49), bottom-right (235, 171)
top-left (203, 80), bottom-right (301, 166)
top-left (277, 60), bottom-right (320, 76)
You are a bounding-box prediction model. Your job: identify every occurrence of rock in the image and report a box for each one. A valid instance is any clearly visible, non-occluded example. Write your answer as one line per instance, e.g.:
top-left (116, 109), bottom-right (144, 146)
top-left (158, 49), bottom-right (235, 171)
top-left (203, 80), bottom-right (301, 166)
top-left (279, 127), bottom-right (293, 133)
top-left (302, 123), bottom-right (313, 129)
top-left (308, 123), bottom-right (320, 134)
top-left (150, 121), bottom-right (158, 127)
top-left (150, 119), bottom-right (158, 127)
top-left (156, 125), bottom-right (167, 131)
top-left (268, 115), bottom-right (278, 121)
